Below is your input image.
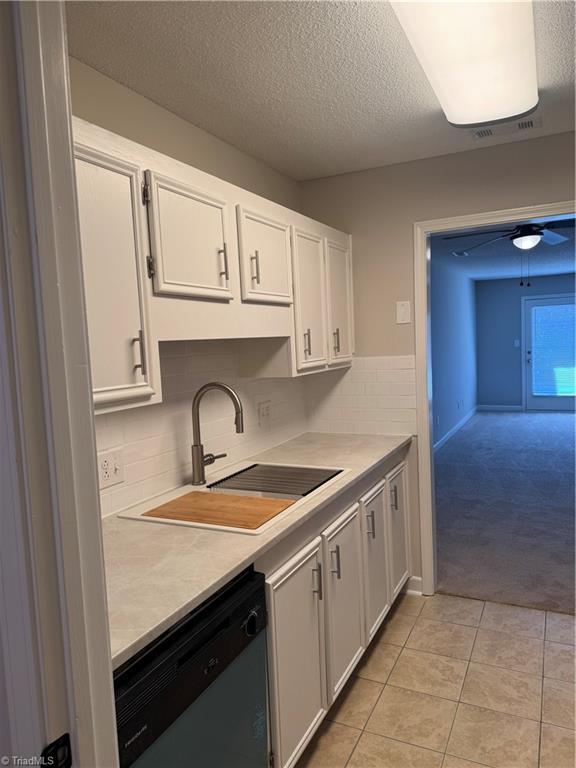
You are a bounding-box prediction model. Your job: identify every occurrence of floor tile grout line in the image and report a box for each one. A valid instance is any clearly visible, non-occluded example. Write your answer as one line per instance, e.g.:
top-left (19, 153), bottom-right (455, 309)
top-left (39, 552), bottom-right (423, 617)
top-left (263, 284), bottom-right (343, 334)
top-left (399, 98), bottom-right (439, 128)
top-left (385, 682), bottom-right (464, 706)
top-left (360, 727), bottom-right (447, 757)
top-left (537, 613), bottom-right (547, 767)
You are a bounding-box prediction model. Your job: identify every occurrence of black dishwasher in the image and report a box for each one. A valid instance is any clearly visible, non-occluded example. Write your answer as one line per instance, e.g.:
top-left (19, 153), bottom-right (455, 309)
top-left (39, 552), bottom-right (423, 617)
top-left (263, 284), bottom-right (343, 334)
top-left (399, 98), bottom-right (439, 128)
top-left (114, 567), bottom-right (268, 768)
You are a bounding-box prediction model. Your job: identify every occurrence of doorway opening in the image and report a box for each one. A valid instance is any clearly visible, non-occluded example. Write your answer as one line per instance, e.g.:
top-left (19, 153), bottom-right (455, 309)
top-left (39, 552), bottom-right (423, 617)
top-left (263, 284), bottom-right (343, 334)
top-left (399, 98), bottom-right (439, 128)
top-left (428, 214), bottom-right (575, 612)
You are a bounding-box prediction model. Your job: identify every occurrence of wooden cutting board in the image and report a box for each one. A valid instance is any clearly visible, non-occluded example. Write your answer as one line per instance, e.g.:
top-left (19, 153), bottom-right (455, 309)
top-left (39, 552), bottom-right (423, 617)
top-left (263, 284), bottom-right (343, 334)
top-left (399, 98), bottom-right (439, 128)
top-left (143, 491), bottom-right (295, 530)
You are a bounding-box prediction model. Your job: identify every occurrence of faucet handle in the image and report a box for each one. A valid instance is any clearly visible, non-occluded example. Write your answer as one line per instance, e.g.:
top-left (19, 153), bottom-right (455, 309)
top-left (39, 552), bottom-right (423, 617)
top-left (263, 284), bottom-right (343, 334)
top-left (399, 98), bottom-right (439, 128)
top-left (203, 452), bottom-right (227, 466)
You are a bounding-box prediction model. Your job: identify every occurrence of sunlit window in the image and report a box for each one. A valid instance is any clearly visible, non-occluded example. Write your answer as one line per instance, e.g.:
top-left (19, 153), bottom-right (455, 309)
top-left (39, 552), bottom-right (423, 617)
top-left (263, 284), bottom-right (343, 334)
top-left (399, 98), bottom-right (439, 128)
top-left (532, 304), bottom-right (576, 397)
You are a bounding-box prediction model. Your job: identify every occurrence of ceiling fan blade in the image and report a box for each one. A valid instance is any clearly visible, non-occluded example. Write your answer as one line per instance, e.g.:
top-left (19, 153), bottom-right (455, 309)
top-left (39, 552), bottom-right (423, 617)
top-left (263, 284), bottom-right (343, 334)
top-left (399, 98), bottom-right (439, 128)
top-left (443, 228), bottom-right (515, 241)
top-left (545, 220), bottom-right (575, 230)
top-left (452, 233), bottom-right (508, 256)
top-left (541, 229), bottom-right (569, 246)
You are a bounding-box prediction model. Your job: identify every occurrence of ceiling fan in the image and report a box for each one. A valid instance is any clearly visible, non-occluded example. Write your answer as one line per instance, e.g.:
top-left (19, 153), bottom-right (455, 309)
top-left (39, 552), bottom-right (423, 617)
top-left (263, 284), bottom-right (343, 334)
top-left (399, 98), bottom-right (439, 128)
top-left (444, 222), bottom-right (571, 258)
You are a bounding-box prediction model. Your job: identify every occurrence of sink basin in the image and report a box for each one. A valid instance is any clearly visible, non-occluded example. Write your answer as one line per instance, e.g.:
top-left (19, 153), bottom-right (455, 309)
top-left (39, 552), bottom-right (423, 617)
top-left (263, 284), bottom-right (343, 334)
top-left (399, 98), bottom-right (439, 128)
top-left (207, 463), bottom-right (342, 500)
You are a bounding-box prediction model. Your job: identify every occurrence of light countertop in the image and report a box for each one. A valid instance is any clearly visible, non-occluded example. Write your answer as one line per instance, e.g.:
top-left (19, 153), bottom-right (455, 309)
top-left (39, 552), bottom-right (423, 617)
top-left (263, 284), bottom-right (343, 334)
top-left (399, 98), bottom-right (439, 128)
top-left (103, 432), bottom-right (411, 669)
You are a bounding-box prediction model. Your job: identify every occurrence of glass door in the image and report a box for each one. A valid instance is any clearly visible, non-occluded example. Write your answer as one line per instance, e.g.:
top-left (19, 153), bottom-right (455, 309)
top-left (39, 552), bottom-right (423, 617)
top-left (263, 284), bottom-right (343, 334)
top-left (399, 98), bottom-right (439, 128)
top-left (523, 295), bottom-right (576, 411)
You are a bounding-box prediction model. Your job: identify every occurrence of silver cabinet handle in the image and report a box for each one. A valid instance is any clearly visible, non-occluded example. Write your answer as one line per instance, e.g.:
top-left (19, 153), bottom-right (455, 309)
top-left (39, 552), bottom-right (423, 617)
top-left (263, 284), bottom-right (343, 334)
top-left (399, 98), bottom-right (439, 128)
top-left (391, 486), bottom-right (399, 511)
top-left (330, 544), bottom-right (342, 580)
top-left (312, 562), bottom-right (323, 600)
top-left (250, 250), bottom-right (261, 284)
top-left (218, 243), bottom-right (229, 281)
top-left (132, 329), bottom-right (147, 376)
top-left (304, 328), bottom-right (312, 356)
top-left (333, 327), bottom-right (341, 353)
top-left (366, 508), bottom-right (376, 539)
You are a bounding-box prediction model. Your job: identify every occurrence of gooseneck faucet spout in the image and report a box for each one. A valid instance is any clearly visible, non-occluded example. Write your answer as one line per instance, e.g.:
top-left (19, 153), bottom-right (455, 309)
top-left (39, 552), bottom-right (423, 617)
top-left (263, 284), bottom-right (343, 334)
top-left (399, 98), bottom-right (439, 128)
top-left (191, 382), bottom-right (244, 485)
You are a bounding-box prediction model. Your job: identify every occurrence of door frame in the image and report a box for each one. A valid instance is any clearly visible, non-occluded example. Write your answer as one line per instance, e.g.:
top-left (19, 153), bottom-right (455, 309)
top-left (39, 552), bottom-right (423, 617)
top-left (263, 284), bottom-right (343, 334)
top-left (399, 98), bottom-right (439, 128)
top-left (521, 293), bottom-right (576, 411)
top-left (413, 200), bottom-right (575, 595)
top-left (1, 2), bottom-right (117, 764)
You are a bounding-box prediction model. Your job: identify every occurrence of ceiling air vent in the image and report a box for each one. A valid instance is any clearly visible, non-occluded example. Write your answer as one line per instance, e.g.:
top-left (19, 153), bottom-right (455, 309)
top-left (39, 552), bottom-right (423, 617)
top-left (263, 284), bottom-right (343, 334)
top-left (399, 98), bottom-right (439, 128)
top-left (472, 127), bottom-right (494, 140)
top-left (517, 118), bottom-right (535, 130)
top-left (470, 115), bottom-right (542, 140)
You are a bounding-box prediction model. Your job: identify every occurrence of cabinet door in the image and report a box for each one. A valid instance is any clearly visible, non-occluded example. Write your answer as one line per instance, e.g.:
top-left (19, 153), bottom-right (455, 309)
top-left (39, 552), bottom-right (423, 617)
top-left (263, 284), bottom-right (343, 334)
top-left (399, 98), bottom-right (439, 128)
top-left (322, 505), bottom-right (365, 702)
top-left (145, 170), bottom-right (233, 300)
top-left (326, 240), bottom-right (353, 364)
top-left (360, 480), bottom-right (391, 643)
top-left (266, 539), bottom-right (327, 768)
top-left (237, 206), bottom-right (292, 304)
top-left (386, 464), bottom-right (411, 601)
top-left (291, 228), bottom-right (328, 371)
top-left (75, 147), bottom-right (155, 407)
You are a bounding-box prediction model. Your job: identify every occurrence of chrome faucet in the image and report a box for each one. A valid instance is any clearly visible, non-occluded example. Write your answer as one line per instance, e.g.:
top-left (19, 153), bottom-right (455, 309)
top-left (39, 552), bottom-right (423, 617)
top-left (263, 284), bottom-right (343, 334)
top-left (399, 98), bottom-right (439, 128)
top-left (191, 382), bottom-right (244, 485)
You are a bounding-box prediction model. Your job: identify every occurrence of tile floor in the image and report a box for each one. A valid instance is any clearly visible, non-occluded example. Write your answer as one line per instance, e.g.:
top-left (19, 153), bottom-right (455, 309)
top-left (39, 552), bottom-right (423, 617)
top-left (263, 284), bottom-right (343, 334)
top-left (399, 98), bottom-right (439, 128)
top-left (297, 593), bottom-right (575, 768)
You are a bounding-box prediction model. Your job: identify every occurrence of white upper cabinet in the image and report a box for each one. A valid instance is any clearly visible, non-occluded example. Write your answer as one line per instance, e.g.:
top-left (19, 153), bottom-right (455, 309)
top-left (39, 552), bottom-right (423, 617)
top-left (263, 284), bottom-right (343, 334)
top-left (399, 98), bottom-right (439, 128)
top-left (75, 146), bottom-right (155, 408)
top-left (326, 240), bottom-right (353, 364)
top-left (322, 505), bottom-right (365, 703)
top-left (291, 228), bottom-right (328, 371)
top-left (237, 206), bottom-right (292, 304)
top-left (386, 463), bottom-right (411, 601)
top-left (144, 170), bottom-right (233, 301)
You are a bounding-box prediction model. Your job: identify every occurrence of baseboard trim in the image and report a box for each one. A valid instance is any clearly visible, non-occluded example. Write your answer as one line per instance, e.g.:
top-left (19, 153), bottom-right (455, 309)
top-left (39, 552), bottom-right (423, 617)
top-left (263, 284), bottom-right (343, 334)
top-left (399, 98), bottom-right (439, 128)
top-left (404, 576), bottom-right (423, 594)
top-left (433, 407), bottom-right (476, 451)
top-left (477, 405), bottom-right (523, 412)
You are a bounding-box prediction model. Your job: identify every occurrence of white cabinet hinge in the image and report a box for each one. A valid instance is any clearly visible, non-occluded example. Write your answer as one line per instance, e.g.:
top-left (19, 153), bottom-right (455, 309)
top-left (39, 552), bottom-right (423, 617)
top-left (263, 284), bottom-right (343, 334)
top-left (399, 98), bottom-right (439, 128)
top-left (141, 181), bottom-right (151, 205)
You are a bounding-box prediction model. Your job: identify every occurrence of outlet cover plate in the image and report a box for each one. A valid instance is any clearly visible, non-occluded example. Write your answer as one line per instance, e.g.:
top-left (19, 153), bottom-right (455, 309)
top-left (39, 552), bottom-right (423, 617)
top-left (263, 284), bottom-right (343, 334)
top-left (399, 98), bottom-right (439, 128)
top-left (97, 449), bottom-right (124, 490)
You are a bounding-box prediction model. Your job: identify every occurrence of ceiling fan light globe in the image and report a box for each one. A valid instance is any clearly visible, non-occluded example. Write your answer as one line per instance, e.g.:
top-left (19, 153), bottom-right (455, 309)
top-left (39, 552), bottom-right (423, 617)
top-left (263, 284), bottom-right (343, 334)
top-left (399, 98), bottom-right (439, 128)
top-left (512, 234), bottom-right (542, 250)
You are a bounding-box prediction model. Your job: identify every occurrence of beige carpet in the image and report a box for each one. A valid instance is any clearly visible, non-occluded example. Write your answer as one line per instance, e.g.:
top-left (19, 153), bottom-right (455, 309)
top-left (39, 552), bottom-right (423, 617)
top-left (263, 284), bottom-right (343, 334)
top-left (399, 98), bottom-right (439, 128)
top-left (435, 412), bottom-right (575, 614)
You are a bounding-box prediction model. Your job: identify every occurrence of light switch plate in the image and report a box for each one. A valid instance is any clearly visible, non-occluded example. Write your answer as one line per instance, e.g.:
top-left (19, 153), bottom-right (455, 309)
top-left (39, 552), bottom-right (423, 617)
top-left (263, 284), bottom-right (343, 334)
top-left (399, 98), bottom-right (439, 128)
top-left (396, 300), bottom-right (411, 324)
top-left (97, 449), bottom-right (124, 489)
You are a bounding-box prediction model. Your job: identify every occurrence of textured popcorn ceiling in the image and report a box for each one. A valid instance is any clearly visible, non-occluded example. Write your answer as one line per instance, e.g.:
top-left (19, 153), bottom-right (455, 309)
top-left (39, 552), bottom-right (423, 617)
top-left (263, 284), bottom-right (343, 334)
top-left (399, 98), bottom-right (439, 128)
top-left (66, 1), bottom-right (575, 180)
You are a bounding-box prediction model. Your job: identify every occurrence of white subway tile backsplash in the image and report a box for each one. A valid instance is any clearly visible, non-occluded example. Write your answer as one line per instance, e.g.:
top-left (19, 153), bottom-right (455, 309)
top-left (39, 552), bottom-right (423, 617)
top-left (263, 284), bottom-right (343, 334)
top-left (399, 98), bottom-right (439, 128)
top-left (95, 349), bottom-right (416, 517)
top-left (304, 355), bottom-right (417, 438)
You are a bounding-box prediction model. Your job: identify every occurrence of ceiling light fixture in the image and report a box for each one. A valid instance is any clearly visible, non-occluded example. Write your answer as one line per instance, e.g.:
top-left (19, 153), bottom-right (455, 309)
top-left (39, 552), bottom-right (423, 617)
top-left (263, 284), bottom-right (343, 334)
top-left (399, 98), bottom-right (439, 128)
top-left (390, 1), bottom-right (539, 126)
top-left (512, 231), bottom-right (542, 250)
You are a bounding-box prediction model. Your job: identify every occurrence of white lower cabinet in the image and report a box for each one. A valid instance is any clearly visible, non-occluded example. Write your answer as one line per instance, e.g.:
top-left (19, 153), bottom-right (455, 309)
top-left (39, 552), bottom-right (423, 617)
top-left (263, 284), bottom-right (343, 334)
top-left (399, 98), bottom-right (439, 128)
top-left (322, 504), bottom-right (365, 703)
top-left (359, 480), bottom-right (391, 643)
top-left (265, 461), bottom-right (411, 768)
top-left (386, 462), bottom-right (411, 601)
top-left (266, 538), bottom-right (327, 768)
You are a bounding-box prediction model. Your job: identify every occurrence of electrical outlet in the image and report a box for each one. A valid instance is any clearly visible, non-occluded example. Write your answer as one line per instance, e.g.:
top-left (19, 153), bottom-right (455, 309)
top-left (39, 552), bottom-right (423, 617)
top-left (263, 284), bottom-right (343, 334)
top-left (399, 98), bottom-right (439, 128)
top-left (257, 399), bottom-right (272, 427)
top-left (97, 449), bottom-right (124, 490)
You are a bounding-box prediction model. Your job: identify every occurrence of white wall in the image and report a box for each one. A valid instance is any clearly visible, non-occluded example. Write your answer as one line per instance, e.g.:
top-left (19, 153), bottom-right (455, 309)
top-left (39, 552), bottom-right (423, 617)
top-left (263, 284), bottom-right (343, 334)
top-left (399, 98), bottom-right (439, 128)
top-left (431, 259), bottom-right (477, 446)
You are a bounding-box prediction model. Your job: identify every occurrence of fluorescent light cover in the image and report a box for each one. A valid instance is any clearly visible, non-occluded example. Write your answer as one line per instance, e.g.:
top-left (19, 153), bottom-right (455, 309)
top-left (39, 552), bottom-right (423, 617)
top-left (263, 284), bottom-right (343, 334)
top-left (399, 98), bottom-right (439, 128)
top-left (513, 233), bottom-right (542, 250)
top-left (391, 1), bottom-right (539, 126)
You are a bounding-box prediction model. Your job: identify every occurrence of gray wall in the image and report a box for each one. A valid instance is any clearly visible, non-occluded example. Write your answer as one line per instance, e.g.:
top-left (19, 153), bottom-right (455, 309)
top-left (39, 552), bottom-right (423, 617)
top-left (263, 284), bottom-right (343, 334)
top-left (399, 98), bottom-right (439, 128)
top-left (69, 59), bottom-right (301, 210)
top-left (300, 132), bottom-right (575, 356)
top-left (431, 259), bottom-right (477, 445)
top-left (0, 642), bottom-right (9, 757)
top-left (476, 273), bottom-right (575, 407)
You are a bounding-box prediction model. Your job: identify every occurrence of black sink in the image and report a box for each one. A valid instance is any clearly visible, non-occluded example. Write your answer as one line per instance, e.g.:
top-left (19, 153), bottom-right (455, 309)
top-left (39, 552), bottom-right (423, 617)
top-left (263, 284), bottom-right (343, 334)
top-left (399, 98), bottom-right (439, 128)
top-left (207, 464), bottom-right (342, 500)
